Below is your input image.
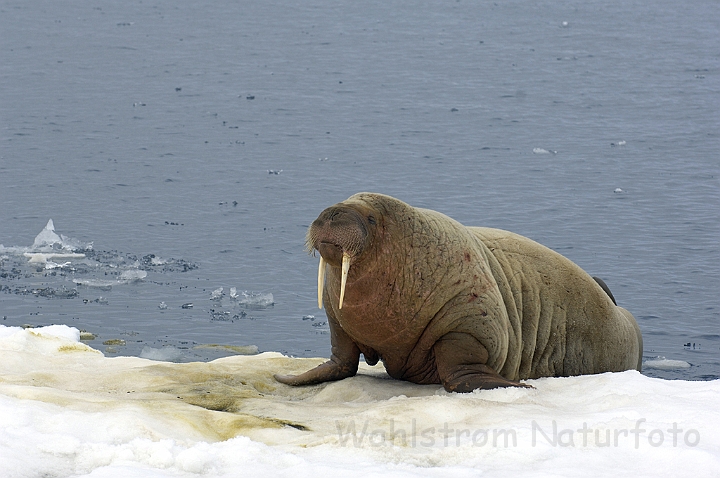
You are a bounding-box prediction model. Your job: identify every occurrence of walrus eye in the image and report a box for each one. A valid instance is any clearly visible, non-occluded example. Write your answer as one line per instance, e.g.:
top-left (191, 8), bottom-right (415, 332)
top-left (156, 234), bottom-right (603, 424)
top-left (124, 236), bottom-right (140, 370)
top-left (367, 215), bottom-right (376, 225)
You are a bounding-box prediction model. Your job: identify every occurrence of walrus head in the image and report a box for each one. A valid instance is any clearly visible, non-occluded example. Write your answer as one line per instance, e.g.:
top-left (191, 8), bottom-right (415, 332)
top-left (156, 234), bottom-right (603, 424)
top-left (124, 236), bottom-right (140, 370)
top-left (306, 203), bottom-right (377, 309)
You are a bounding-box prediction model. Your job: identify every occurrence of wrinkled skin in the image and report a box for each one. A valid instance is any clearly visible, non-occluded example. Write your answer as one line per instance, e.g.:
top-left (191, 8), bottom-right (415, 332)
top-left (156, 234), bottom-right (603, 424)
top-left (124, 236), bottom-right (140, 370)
top-left (275, 193), bottom-right (643, 392)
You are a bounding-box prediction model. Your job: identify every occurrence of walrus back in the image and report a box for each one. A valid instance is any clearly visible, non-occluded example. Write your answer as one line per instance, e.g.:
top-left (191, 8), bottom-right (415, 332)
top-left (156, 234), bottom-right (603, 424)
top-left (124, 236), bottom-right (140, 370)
top-left (469, 227), bottom-right (643, 379)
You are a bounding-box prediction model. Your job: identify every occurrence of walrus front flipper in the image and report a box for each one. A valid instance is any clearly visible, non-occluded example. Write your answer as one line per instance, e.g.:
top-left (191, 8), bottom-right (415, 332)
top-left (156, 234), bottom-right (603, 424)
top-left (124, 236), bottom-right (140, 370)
top-left (275, 310), bottom-right (361, 386)
top-left (434, 332), bottom-right (532, 392)
top-left (592, 276), bottom-right (617, 305)
top-left (274, 357), bottom-right (358, 386)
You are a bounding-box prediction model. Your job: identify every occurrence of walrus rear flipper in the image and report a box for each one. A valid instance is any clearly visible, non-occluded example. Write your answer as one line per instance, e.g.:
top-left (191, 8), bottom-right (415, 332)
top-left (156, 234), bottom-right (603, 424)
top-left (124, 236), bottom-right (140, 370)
top-left (434, 332), bottom-right (533, 392)
top-left (592, 276), bottom-right (617, 305)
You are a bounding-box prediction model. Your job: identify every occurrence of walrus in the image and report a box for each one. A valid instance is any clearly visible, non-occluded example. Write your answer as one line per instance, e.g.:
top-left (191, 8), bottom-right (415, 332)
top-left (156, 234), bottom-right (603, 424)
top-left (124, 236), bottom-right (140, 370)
top-left (275, 193), bottom-right (643, 392)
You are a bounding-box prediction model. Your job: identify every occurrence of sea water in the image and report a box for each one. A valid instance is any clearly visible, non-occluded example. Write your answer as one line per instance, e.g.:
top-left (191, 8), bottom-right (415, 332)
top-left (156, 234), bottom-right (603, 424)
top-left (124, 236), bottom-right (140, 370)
top-left (1, 0), bottom-right (718, 383)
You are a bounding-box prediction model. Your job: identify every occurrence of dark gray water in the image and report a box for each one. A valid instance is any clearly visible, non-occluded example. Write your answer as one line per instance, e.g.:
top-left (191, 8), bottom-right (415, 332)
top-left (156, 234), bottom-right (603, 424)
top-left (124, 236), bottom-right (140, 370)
top-left (1, 0), bottom-right (718, 380)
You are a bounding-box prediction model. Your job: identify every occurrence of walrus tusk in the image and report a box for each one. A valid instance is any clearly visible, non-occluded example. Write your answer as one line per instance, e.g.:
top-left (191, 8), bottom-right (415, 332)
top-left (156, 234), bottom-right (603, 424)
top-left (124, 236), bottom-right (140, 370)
top-left (339, 253), bottom-right (350, 309)
top-left (318, 256), bottom-right (326, 309)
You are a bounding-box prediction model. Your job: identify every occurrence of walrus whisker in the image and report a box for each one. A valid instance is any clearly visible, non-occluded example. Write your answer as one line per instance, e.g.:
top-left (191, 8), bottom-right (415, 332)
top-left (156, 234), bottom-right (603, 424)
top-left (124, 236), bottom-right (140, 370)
top-left (339, 253), bottom-right (350, 309)
top-left (318, 256), bottom-right (326, 309)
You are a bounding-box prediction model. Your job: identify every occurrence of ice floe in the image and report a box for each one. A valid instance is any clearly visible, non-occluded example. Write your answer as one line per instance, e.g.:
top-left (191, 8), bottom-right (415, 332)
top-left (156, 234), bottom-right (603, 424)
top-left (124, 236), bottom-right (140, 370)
top-left (0, 325), bottom-right (718, 477)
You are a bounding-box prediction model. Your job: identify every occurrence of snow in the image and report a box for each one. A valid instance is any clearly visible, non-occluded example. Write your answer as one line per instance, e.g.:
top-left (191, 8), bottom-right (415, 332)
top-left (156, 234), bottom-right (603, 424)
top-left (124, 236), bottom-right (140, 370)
top-left (1, 325), bottom-right (718, 477)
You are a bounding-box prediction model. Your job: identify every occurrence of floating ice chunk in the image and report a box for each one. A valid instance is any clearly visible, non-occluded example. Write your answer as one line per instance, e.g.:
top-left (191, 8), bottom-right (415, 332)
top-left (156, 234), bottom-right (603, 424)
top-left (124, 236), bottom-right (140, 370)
top-left (103, 339), bottom-right (126, 346)
top-left (44, 261), bottom-right (72, 270)
top-left (159, 302), bottom-right (168, 310)
top-left (32, 219), bottom-right (63, 249)
top-left (74, 270), bottom-right (146, 289)
top-left (30, 219), bottom-right (92, 252)
top-left (79, 330), bottom-right (96, 340)
top-left (193, 344), bottom-right (259, 355)
top-left (31, 286), bottom-right (78, 298)
top-left (237, 290), bottom-right (274, 308)
top-left (24, 252), bottom-right (86, 263)
top-left (74, 279), bottom-right (115, 290)
top-left (210, 287), bottom-right (224, 300)
top-left (150, 256), bottom-right (167, 265)
top-left (119, 269), bottom-right (147, 282)
top-left (614, 188), bottom-right (624, 194)
top-left (139, 345), bottom-right (183, 362)
top-left (82, 297), bottom-right (108, 305)
top-left (0, 220), bottom-right (91, 256)
top-left (644, 357), bottom-right (691, 370)
top-left (533, 148), bottom-right (557, 154)
top-left (611, 140), bottom-right (627, 147)
top-left (230, 287), bottom-right (239, 299)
